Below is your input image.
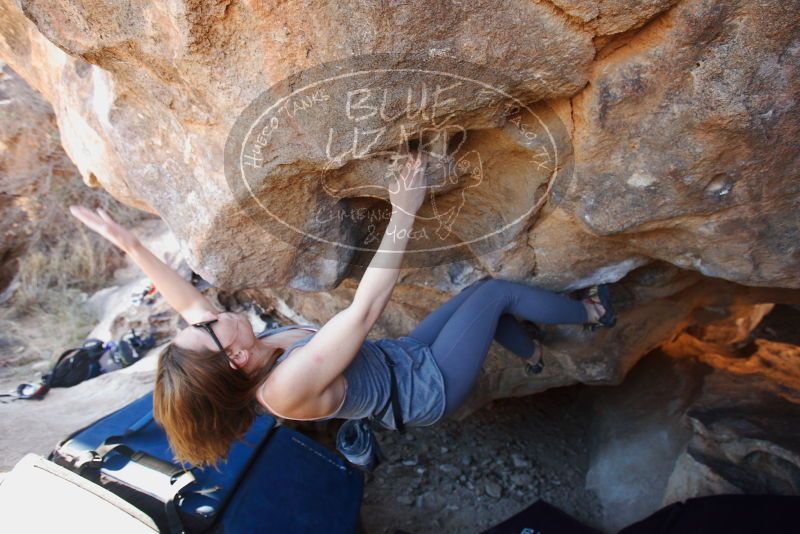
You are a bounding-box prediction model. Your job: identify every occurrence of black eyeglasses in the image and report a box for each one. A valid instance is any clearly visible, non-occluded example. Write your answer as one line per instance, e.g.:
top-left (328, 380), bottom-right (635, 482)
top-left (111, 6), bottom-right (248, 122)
top-left (192, 319), bottom-right (226, 354)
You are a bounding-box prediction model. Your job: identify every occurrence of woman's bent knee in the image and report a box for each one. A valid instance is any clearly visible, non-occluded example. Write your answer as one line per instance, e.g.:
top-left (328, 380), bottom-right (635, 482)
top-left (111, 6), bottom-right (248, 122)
top-left (482, 277), bottom-right (514, 293)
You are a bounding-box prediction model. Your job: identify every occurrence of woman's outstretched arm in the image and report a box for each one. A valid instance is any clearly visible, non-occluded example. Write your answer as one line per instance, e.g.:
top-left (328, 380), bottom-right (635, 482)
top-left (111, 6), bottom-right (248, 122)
top-left (262, 150), bottom-right (430, 412)
top-left (69, 205), bottom-right (219, 324)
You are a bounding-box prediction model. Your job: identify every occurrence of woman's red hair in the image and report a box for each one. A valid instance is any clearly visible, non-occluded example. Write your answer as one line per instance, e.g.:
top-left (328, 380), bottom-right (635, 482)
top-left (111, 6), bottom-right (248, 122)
top-left (153, 341), bottom-right (274, 468)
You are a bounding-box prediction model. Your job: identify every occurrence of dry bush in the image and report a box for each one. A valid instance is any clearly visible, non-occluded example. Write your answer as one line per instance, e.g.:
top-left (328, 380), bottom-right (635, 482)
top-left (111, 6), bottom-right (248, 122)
top-left (0, 158), bottom-right (154, 365)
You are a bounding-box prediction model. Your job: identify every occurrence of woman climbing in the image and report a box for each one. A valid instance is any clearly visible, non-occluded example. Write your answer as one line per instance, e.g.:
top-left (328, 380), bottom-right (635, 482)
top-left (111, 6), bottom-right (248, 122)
top-left (69, 148), bottom-right (616, 469)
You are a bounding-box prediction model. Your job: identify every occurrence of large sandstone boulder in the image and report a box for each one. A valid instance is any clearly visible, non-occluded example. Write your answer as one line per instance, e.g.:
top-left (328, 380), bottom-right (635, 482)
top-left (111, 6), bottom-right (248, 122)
top-left (0, 0), bottom-right (796, 291)
top-left (565, 0), bottom-right (800, 289)
top-left (0, 63), bottom-right (66, 295)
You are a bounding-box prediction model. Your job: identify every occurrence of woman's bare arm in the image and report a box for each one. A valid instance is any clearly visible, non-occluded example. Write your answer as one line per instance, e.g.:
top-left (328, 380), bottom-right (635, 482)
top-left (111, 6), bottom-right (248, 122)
top-left (125, 241), bottom-right (219, 323)
top-left (70, 206), bottom-right (219, 324)
top-left (263, 151), bottom-right (429, 411)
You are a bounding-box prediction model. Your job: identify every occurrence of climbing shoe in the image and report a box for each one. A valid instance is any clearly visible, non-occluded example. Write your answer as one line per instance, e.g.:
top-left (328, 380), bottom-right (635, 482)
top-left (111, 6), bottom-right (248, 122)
top-left (524, 322), bottom-right (545, 375)
top-left (583, 283), bottom-right (617, 332)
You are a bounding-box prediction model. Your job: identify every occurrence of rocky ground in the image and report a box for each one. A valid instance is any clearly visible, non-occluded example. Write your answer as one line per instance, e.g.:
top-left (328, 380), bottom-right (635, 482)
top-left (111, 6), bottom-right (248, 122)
top-left (324, 386), bottom-right (602, 533)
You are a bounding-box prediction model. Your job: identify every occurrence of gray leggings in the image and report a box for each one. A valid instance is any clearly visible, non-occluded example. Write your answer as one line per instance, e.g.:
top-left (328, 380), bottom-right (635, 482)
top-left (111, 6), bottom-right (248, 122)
top-left (407, 278), bottom-right (588, 416)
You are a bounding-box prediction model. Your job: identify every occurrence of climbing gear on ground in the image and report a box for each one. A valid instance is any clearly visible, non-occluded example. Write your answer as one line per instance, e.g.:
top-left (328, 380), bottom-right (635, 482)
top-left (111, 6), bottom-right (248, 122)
top-left (0, 381), bottom-right (48, 402)
top-left (2, 338), bottom-right (107, 402)
top-left (5, 330), bottom-right (156, 401)
top-left (124, 328), bottom-right (156, 357)
top-left (100, 329), bottom-right (155, 372)
top-left (132, 283), bottom-right (158, 306)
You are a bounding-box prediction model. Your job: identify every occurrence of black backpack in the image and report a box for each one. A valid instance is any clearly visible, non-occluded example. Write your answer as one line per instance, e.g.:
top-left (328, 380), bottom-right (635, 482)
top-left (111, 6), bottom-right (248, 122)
top-left (42, 338), bottom-right (107, 390)
top-left (0, 339), bottom-right (107, 402)
top-left (2, 331), bottom-right (157, 403)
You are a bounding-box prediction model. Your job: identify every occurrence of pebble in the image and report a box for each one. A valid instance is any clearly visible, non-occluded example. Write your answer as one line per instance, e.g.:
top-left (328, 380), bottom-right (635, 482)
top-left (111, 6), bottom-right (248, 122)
top-left (385, 465), bottom-right (405, 476)
top-left (440, 446), bottom-right (450, 454)
top-left (402, 455), bottom-right (419, 467)
top-left (510, 473), bottom-right (532, 486)
top-left (460, 453), bottom-right (473, 466)
top-left (397, 495), bottom-right (415, 506)
top-left (414, 492), bottom-right (439, 510)
top-left (485, 481), bottom-right (503, 499)
top-left (511, 454), bottom-right (531, 469)
top-left (438, 463), bottom-right (460, 475)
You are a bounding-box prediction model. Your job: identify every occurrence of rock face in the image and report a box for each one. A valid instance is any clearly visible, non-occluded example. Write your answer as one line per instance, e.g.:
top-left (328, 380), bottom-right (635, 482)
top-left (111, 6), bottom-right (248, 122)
top-left (664, 362), bottom-right (800, 499)
top-left (0, 0), bottom-right (797, 292)
top-left (584, 352), bottom-right (703, 531)
top-left (586, 304), bottom-right (800, 528)
top-left (661, 325), bottom-right (800, 501)
top-left (0, 63), bottom-right (68, 295)
top-left (567, 0), bottom-right (800, 289)
top-left (3, 3), bottom-right (799, 522)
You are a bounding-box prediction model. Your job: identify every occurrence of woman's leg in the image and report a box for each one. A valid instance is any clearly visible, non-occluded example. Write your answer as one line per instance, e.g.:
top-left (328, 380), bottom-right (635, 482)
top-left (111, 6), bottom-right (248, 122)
top-left (428, 278), bottom-right (588, 416)
top-left (407, 279), bottom-right (539, 359)
top-left (407, 278), bottom-right (490, 345)
top-left (494, 314), bottom-right (540, 361)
